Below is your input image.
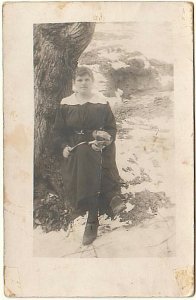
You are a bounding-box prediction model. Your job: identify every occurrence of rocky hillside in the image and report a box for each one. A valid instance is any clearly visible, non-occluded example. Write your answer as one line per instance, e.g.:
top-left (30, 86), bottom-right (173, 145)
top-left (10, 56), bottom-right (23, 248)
top-left (79, 47), bottom-right (173, 98)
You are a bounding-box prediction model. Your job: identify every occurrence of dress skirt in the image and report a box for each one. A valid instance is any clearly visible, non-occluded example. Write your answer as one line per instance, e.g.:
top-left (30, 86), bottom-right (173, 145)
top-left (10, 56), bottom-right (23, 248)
top-left (51, 97), bottom-right (121, 215)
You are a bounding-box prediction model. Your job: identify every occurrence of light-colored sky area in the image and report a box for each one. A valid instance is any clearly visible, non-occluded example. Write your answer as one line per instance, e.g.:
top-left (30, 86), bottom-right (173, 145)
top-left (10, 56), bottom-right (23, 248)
top-left (86, 22), bottom-right (173, 63)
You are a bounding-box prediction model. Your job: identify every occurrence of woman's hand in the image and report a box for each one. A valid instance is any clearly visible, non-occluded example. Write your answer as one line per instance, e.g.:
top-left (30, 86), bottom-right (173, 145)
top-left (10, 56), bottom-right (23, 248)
top-left (92, 130), bottom-right (112, 141)
top-left (91, 141), bottom-right (105, 152)
top-left (92, 130), bottom-right (113, 148)
top-left (63, 146), bottom-right (72, 158)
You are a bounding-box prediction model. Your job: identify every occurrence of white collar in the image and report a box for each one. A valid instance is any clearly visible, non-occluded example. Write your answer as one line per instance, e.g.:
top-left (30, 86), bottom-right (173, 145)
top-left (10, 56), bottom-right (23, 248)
top-left (61, 93), bottom-right (108, 105)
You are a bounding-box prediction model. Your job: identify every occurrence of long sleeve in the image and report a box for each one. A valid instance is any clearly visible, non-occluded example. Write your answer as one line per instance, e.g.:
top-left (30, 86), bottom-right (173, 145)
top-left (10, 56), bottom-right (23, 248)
top-left (102, 102), bottom-right (121, 180)
top-left (50, 105), bottom-right (68, 155)
top-left (103, 102), bottom-right (117, 141)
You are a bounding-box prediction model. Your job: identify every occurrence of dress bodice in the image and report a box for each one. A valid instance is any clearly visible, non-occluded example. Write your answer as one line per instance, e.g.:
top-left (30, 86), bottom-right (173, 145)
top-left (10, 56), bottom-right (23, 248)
top-left (51, 93), bottom-right (117, 153)
top-left (61, 102), bottom-right (108, 132)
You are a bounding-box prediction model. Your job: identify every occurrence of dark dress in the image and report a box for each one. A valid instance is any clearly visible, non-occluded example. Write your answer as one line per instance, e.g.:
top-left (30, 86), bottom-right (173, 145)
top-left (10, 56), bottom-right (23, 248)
top-left (51, 94), bottom-right (121, 216)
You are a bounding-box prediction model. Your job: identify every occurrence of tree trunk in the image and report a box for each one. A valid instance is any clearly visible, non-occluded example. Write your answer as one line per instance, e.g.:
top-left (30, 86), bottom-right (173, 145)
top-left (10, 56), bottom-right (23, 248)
top-left (33, 23), bottom-right (95, 230)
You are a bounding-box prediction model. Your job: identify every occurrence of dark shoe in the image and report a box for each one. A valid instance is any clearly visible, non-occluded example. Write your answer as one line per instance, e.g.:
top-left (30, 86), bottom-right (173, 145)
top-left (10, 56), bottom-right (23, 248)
top-left (110, 195), bottom-right (126, 215)
top-left (82, 222), bottom-right (99, 246)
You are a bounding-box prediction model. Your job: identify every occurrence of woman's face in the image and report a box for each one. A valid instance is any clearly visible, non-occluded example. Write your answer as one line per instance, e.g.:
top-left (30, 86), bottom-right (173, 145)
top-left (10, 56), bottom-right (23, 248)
top-left (74, 74), bottom-right (94, 95)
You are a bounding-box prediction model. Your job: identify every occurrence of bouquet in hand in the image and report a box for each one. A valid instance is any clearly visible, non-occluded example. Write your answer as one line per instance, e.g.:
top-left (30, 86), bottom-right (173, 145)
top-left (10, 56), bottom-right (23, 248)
top-left (91, 130), bottom-right (112, 151)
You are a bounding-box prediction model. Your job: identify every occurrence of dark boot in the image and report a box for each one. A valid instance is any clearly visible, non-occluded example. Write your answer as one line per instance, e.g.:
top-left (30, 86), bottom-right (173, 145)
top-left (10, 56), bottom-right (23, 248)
top-left (82, 197), bottom-right (99, 245)
top-left (82, 221), bottom-right (99, 245)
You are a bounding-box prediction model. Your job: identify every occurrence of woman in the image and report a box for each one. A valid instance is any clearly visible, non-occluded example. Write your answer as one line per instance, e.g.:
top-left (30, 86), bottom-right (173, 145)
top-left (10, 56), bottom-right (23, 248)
top-left (52, 66), bottom-right (125, 245)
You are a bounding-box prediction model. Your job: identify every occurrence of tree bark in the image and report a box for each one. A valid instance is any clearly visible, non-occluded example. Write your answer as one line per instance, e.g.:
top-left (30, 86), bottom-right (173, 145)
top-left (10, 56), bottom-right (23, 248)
top-left (34, 23), bottom-right (95, 217)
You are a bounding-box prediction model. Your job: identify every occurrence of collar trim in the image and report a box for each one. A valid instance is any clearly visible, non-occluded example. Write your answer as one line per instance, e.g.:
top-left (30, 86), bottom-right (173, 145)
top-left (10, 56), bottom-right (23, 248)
top-left (61, 93), bottom-right (108, 105)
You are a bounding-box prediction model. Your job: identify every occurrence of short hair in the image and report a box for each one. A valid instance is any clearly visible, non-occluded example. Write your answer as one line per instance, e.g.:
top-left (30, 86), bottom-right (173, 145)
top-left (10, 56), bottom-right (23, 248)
top-left (73, 66), bottom-right (94, 81)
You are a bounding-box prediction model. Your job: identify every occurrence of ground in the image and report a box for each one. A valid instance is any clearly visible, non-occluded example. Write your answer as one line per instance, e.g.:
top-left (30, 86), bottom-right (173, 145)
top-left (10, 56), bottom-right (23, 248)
top-left (33, 90), bottom-right (175, 258)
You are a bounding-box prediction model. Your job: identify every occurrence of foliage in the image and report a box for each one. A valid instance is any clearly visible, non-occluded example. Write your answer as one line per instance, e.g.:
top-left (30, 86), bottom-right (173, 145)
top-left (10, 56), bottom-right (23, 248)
top-left (119, 190), bottom-right (174, 225)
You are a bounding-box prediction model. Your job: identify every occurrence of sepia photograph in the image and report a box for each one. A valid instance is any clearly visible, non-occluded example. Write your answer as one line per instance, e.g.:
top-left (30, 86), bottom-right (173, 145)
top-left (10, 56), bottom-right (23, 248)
top-left (3, 2), bottom-right (194, 297)
top-left (33, 21), bottom-right (176, 257)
